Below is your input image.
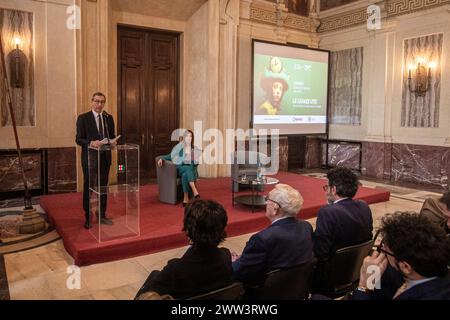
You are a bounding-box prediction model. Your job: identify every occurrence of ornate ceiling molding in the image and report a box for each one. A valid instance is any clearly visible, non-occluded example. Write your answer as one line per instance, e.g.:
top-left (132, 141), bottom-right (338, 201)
top-left (317, 7), bottom-right (368, 33)
top-left (317, 0), bottom-right (450, 33)
top-left (249, 4), bottom-right (317, 32)
top-left (387, 0), bottom-right (450, 17)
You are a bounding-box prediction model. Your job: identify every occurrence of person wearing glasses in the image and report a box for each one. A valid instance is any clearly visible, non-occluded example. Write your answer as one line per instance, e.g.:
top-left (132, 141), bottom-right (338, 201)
top-left (354, 212), bottom-right (450, 300)
top-left (76, 92), bottom-right (116, 229)
top-left (312, 166), bottom-right (373, 293)
top-left (231, 184), bottom-right (314, 286)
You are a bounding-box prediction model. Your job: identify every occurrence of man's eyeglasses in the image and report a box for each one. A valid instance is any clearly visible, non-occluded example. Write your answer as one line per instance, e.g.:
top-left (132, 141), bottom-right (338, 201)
top-left (373, 242), bottom-right (396, 258)
top-left (266, 197), bottom-right (282, 208)
top-left (93, 100), bottom-right (106, 104)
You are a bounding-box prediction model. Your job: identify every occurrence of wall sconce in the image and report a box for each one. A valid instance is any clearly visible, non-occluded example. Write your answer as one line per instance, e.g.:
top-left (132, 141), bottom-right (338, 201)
top-left (408, 58), bottom-right (435, 97)
top-left (8, 36), bottom-right (25, 88)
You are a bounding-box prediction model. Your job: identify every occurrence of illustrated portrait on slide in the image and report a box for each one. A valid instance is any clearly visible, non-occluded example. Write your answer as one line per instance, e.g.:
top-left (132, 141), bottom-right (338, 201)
top-left (256, 56), bottom-right (290, 116)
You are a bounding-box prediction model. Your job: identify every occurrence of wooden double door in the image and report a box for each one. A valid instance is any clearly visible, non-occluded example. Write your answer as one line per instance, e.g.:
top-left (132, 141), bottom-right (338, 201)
top-left (118, 26), bottom-right (180, 180)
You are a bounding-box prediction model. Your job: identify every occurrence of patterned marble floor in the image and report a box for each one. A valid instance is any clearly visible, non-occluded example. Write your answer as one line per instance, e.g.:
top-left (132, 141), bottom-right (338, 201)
top-left (1, 177), bottom-right (429, 300)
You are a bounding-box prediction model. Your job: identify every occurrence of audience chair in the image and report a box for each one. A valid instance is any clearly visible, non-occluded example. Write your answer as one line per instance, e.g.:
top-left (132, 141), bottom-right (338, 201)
top-left (245, 259), bottom-right (317, 300)
top-left (155, 156), bottom-right (183, 204)
top-left (186, 282), bottom-right (245, 300)
top-left (322, 239), bottom-right (374, 298)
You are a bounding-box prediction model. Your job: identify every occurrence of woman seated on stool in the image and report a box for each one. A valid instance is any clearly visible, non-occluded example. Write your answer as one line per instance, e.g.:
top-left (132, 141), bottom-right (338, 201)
top-left (157, 129), bottom-right (200, 206)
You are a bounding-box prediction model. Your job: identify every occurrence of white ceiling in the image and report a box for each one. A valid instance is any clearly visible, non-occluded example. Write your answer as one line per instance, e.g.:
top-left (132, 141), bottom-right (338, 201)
top-left (111, 0), bottom-right (207, 21)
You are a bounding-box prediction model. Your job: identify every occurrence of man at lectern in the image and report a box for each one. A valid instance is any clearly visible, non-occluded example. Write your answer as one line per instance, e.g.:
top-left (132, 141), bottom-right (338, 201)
top-left (76, 92), bottom-right (116, 229)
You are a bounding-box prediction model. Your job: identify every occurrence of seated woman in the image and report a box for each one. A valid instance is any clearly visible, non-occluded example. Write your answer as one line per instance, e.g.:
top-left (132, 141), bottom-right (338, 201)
top-left (419, 191), bottom-right (450, 234)
top-left (134, 200), bottom-right (233, 299)
top-left (157, 129), bottom-right (200, 206)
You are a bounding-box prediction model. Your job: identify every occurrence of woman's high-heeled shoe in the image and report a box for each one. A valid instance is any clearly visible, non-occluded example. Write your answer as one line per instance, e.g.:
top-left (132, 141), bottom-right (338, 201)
top-left (183, 202), bottom-right (188, 207)
top-left (194, 194), bottom-right (200, 199)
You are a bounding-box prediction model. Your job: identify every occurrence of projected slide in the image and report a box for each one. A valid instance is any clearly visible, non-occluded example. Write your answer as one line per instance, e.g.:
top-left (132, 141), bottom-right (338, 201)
top-left (253, 41), bottom-right (329, 135)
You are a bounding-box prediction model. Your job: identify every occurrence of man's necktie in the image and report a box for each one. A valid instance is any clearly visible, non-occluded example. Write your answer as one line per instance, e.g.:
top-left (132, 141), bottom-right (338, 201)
top-left (98, 114), bottom-right (104, 139)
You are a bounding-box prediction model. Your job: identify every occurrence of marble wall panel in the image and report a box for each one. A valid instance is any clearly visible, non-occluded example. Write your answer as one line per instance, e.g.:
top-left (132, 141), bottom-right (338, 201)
top-left (383, 143), bottom-right (392, 181)
top-left (391, 144), bottom-right (449, 188)
top-left (321, 141), bottom-right (360, 170)
top-left (47, 147), bottom-right (77, 194)
top-left (361, 141), bottom-right (386, 179)
top-left (315, 140), bottom-right (449, 189)
top-left (0, 152), bottom-right (41, 192)
top-left (401, 33), bottom-right (442, 128)
top-left (329, 47), bottom-right (363, 125)
top-left (305, 136), bottom-right (321, 168)
top-left (279, 137), bottom-right (289, 172)
top-left (0, 8), bottom-right (34, 127)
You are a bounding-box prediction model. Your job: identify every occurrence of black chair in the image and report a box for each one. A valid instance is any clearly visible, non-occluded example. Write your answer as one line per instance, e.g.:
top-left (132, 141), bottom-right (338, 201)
top-left (319, 239), bottom-right (374, 298)
top-left (186, 282), bottom-right (245, 300)
top-left (245, 259), bottom-right (317, 300)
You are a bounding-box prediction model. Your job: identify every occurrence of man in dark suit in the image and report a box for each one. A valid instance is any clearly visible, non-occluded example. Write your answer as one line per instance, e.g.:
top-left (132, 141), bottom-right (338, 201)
top-left (353, 212), bottom-right (450, 300)
top-left (76, 92), bottom-right (116, 229)
top-left (232, 184), bottom-right (314, 285)
top-left (312, 166), bottom-right (373, 294)
top-left (314, 166), bottom-right (373, 260)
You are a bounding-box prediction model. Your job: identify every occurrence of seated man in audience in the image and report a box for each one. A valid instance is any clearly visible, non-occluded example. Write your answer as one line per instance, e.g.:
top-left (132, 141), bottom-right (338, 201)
top-left (313, 166), bottom-right (373, 293)
top-left (232, 184), bottom-right (314, 285)
top-left (353, 211), bottom-right (450, 300)
top-left (134, 200), bottom-right (233, 299)
top-left (314, 166), bottom-right (373, 260)
top-left (419, 191), bottom-right (450, 234)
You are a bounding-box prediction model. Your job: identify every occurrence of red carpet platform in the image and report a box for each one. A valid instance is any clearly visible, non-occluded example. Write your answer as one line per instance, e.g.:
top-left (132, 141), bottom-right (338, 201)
top-left (40, 172), bottom-right (390, 266)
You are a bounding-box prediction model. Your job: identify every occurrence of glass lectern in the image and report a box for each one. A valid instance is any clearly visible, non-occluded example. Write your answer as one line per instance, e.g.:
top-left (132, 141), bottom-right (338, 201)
top-left (88, 143), bottom-right (140, 242)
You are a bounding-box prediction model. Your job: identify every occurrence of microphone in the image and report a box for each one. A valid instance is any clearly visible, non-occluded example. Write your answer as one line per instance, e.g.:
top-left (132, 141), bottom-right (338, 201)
top-left (101, 111), bottom-right (111, 142)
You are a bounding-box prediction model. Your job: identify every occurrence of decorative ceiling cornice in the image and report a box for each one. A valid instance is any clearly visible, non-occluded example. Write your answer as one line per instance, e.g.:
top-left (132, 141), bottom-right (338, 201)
top-left (387, 0), bottom-right (450, 18)
top-left (317, 0), bottom-right (450, 33)
top-left (249, 4), bottom-right (317, 33)
top-left (317, 7), bottom-right (368, 33)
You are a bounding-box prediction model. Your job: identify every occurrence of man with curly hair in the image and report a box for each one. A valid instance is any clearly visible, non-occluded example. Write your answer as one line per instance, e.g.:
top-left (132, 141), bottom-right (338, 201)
top-left (354, 212), bottom-right (450, 300)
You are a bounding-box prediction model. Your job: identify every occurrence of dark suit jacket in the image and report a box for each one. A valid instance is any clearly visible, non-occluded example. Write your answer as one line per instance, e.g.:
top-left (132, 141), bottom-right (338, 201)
top-left (75, 110), bottom-right (115, 167)
top-left (313, 198), bottom-right (373, 261)
top-left (140, 246), bottom-right (233, 299)
top-left (232, 217), bottom-right (314, 285)
top-left (353, 266), bottom-right (450, 300)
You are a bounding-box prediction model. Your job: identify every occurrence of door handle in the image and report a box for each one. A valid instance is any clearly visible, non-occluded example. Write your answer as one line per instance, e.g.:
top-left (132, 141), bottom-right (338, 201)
top-left (150, 133), bottom-right (154, 145)
top-left (141, 133), bottom-right (145, 145)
